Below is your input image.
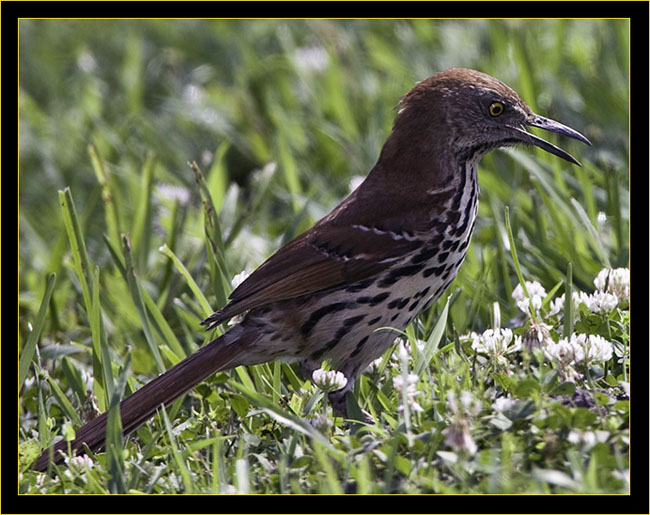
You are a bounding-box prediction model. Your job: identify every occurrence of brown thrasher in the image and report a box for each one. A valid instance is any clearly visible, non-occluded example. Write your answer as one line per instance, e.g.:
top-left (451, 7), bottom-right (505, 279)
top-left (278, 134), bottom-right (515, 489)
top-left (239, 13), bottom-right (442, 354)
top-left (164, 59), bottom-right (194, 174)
top-left (33, 68), bottom-right (590, 471)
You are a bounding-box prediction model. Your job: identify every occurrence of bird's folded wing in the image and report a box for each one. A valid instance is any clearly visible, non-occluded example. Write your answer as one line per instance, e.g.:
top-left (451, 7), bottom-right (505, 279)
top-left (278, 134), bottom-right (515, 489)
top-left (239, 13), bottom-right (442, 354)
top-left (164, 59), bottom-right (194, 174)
top-left (201, 220), bottom-right (424, 329)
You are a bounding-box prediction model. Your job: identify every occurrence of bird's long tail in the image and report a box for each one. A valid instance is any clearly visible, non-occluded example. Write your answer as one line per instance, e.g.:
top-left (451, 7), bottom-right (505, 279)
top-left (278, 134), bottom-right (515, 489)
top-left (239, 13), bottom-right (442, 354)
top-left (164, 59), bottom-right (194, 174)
top-left (33, 332), bottom-right (250, 472)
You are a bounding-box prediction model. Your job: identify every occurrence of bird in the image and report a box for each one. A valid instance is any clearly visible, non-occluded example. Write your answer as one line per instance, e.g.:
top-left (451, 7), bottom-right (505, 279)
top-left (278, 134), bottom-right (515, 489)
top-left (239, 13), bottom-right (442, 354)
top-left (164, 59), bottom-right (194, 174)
top-left (33, 68), bottom-right (590, 472)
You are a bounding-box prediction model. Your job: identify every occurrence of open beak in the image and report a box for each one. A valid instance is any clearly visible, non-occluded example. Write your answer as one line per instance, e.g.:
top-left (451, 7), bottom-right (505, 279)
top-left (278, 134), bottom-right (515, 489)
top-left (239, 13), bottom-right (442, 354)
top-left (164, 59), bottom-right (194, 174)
top-left (512, 115), bottom-right (591, 166)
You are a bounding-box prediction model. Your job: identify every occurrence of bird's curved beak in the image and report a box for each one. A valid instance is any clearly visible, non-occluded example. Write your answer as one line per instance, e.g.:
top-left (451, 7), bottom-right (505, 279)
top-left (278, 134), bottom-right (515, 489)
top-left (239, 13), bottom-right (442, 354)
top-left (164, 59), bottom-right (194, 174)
top-left (512, 115), bottom-right (592, 166)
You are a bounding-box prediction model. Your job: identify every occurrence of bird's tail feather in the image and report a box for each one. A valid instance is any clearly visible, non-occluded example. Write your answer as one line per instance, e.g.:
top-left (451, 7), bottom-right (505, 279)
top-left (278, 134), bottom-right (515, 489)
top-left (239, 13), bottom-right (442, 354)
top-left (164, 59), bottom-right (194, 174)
top-left (33, 332), bottom-right (250, 472)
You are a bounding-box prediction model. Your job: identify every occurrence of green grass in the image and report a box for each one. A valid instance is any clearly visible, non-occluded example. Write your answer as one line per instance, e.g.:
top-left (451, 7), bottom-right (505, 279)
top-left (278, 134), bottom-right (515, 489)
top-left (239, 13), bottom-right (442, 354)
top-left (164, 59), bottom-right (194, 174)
top-left (19, 19), bottom-right (628, 494)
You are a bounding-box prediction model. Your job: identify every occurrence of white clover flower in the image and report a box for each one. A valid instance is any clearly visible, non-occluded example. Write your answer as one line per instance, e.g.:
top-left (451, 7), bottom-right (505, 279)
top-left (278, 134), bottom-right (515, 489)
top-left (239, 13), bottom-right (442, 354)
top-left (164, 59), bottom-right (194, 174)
top-left (566, 429), bottom-right (582, 445)
top-left (471, 328), bottom-right (520, 366)
top-left (546, 333), bottom-right (613, 378)
top-left (523, 321), bottom-right (553, 352)
top-left (579, 291), bottom-right (619, 314)
top-left (365, 357), bottom-right (384, 374)
top-left (201, 149), bottom-right (214, 166)
top-left (594, 267), bottom-right (629, 303)
top-left (544, 296), bottom-right (559, 317)
top-left (544, 338), bottom-right (581, 380)
top-left (573, 333), bottom-right (613, 365)
top-left (471, 327), bottom-right (512, 353)
top-left (461, 331), bottom-right (479, 344)
top-left (544, 338), bottom-right (579, 366)
top-left (442, 417), bottom-right (477, 455)
top-left (512, 281), bottom-right (547, 315)
top-left (619, 380), bottom-right (629, 397)
top-left (312, 369), bottom-right (348, 393)
top-left (547, 291), bottom-right (582, 318)
top-left (81, 370), bottom-right (94, 392)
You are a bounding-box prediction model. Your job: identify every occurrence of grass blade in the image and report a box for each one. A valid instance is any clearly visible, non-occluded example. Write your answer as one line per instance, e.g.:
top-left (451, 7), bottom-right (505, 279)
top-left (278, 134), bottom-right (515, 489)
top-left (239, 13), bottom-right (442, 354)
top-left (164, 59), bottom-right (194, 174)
top-left (58, 188), bottom-right (92, 315)
top-left (35, 350), bottom-right (53, 449)
top-left (143, 291), bottom-right (186, 361)
top-left (106, 352), bottom-right (131, 494)
top-left (313, 440), bottom-right (343, 494)
top-left (159, 243), bottom-right (213, 318)
top-left (160, 405), bottom-right (194, 493)
top-left (44, 372), bottom-right (82, 426)
top-left (189, 161), bottom-right (230, 308)
top-left (563, 262), bottom-right (574, 338)
top-left (19, 273), bottom-right (56, 389)
top-left (488, 194), bottom-right (514, 301)
top-left (130, 152), bottom-right (156, 271)
top-left (207, 142), bottom-right (230, 212)
top-left (123, 234), bottom-right (165, 373)
top-left (505, 206), bottom-right (539, 323)
top-left (103, 233), bottom-right (126, 276)
top-left (272, 361), bottom-right (282, 407)
top-left (88, 144), bottom-right (121, 250)
top-left (570, 197), bottom-right (611, 268)
top-left (276, 129), bottom-right (302, 214)
top-left (91, 265), bottom-right (114, 406)
top-left (414, 295), bottom-right (450, 377)
top-left (61, 356), bottom-right (87, 404)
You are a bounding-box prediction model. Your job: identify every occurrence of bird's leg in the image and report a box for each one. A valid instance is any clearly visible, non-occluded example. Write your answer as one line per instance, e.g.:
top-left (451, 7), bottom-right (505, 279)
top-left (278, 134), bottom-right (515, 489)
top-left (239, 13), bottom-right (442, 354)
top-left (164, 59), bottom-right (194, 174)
top-left (329, 387), bottom-right (375, 424)
top-left (328, 385), bottom-right (352, 417)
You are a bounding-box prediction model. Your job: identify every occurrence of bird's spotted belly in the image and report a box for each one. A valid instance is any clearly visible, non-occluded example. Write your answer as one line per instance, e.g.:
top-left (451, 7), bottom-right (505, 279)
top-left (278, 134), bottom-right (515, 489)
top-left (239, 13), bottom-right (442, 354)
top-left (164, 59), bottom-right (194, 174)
top-left (315, 265), bottom-right (460, 365)
top-left (249, 235), bottom-right (470, 373)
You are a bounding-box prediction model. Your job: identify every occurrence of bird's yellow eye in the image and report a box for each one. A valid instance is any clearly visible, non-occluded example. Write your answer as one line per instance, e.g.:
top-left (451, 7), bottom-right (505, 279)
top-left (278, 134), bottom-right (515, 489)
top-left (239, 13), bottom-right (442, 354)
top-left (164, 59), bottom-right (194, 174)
top-left (489, 102), bottom-right (504, 117)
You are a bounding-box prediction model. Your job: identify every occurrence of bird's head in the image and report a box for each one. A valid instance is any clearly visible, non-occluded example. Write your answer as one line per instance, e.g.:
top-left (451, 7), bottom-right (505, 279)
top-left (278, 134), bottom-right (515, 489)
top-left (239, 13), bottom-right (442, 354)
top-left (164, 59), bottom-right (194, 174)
top-left (393, 68), bottom-right (591, 166)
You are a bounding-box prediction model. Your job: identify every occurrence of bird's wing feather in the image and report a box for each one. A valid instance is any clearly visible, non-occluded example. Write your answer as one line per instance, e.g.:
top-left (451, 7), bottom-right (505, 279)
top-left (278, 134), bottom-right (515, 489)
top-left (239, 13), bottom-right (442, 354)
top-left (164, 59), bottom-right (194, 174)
top-left (202, 202), bottom-right (434, 329)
